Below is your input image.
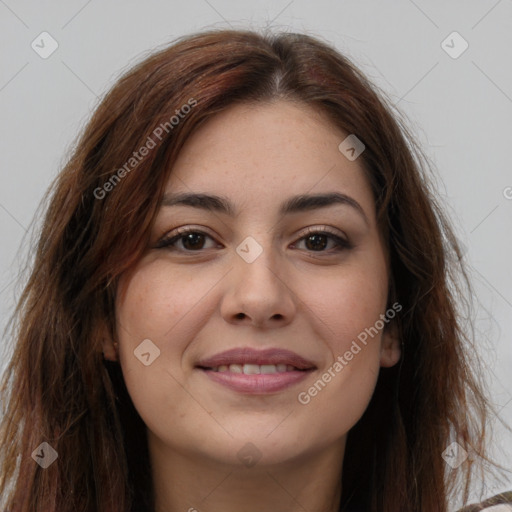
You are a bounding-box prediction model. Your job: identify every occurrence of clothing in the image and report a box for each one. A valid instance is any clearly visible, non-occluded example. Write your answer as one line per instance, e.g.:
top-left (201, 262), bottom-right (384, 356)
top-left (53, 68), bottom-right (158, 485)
top-left (341, 491), bottom-right (512, 511)
top-left (457, 491), bottom-right (512, 511)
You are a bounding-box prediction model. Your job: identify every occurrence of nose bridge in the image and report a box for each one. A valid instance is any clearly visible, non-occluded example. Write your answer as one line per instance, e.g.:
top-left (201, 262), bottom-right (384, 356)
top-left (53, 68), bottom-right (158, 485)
top-left (220, 235), bottom-right (296, 327)
top-left (234, 235), bottom-right (287, 299)
top-left (237, 243), bottom-right (280, 292)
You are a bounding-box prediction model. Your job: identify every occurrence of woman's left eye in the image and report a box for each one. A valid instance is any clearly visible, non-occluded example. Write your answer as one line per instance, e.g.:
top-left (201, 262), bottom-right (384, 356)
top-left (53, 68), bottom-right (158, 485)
top-left (293, 230), bottom-right (350, 252)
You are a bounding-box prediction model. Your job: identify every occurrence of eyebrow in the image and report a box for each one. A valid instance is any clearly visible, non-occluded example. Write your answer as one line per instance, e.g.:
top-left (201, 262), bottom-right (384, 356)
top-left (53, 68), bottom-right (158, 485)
top-left (160, 192), bottom-right (369, 225)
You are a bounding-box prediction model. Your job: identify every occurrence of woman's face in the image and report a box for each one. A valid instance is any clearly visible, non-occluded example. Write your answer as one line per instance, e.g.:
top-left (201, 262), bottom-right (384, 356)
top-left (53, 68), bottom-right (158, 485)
top-left (113, 100), bottom-right (400, 467)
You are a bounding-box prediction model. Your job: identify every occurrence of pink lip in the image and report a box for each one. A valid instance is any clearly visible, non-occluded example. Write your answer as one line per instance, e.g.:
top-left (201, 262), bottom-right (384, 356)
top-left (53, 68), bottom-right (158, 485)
top-left (195, 347), bottom-right (316, 395)
top-left (200, 368), bottom-right (313, 394)
top-left (195, 347), bottom-right (316, 370)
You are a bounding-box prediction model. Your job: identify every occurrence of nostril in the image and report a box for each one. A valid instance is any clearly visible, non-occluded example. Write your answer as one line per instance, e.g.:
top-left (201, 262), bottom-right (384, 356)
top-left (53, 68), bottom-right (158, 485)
top-left (235, 312), bottom-right (246, 319)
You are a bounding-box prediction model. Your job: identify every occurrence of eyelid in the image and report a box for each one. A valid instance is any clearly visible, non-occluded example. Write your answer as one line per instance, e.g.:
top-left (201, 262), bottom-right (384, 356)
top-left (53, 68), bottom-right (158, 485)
top-left (291, 225), bottom-right (352, 251)
top-left (169, 225), bottom-right (217, 238)
top-left (299, 225), bottom-right (348, 240)
top-left (155, 224), bottom-right (351, 253)
top-left (155, 225), bottom-right (221, 249)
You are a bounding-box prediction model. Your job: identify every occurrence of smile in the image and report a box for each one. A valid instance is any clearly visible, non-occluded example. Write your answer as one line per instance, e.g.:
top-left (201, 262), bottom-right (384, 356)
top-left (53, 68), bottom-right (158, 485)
top-left (206, 363), bottom-right (305, 373)
top-left (197, 365), bottom-right (315, 394)
top-left (195, 347), bottom-right (316, 393)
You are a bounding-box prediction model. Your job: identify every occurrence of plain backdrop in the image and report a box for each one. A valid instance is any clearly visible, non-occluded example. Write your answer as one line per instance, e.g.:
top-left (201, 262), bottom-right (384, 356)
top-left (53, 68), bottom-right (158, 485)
top-left (0, 0), bottom-right (511, 507)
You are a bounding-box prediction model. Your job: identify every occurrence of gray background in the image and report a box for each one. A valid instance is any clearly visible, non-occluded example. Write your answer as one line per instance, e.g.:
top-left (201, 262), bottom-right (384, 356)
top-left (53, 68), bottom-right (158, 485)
top-left (0, 0), bottom-right (511, 506)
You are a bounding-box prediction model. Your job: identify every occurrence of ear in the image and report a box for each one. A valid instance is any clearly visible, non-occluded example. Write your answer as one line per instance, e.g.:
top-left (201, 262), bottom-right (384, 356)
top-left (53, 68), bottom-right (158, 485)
top-left (95, 319), bottom-right (118, 362)
top-left (102, 338), bottom-right (118, 362)
top-left (380, 322), bottom-right (401, 368)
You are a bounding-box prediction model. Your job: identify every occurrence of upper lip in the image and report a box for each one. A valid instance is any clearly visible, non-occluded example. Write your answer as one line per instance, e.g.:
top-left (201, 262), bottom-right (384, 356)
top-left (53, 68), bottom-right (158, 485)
top-left (196, 347), bottom-right (316, 370)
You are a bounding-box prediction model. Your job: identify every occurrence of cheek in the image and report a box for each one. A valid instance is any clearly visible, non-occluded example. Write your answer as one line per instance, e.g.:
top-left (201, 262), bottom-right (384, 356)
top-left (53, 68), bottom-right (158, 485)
top-left (115, 260), bottom-right (216, 345)
top-left (295, 272), bottom-right (385, 426)
top-left (302, 261), bottom-right (388, 353)
top-left (292, 259), bottom-right (387, 430)
top-left (296, 353), bottom-right (380, 445)
top-left (114, 261), bottom-right (214, 430)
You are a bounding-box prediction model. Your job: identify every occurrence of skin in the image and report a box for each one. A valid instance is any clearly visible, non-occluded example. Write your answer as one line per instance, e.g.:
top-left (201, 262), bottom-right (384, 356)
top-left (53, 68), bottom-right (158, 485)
top-left (103, 100), bottom-right (401, 512)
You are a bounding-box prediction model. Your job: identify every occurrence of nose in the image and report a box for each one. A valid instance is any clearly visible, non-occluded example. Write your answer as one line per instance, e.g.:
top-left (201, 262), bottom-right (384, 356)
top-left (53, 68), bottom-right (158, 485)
top-left (220, 244), bottom-right (297, 329)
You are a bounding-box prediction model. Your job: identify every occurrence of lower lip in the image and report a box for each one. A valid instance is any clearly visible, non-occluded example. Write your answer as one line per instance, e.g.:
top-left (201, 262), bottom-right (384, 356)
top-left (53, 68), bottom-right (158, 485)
top-left (198, 368), bottom-right (314, 394)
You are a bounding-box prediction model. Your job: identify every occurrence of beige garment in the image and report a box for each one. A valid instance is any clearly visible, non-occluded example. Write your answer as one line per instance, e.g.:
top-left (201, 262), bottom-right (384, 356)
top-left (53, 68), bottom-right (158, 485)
top-left (458, 492), bottom-right (512, 511)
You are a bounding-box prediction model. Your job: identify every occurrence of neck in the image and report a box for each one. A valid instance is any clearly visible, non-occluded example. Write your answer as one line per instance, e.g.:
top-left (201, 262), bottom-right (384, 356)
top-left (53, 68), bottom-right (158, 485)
top-left (149, 434), bottom-right (346, 512)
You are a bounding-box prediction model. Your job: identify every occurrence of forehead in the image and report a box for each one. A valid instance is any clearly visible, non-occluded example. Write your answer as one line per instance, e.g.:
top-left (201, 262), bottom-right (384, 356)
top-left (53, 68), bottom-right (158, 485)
top-left (166, 100), bottom-right (375, 217)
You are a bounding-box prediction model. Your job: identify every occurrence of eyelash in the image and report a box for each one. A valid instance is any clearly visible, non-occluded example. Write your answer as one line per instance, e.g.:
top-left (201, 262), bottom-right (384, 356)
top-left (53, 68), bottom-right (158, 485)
top-left (155, 226), bottom-right (352, 254)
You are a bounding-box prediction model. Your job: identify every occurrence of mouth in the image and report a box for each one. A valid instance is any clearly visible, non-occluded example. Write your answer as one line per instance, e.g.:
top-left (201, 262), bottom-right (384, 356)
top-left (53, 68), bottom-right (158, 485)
top-left (196, 363), bottom-right (310, 373)
top-left (195, 347), bottom-right (316, 394)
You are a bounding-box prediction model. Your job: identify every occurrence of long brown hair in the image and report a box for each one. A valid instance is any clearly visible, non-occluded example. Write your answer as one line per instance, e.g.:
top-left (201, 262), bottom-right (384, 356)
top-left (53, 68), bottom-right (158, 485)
top-left (0, 27), bottom-right (501, 511)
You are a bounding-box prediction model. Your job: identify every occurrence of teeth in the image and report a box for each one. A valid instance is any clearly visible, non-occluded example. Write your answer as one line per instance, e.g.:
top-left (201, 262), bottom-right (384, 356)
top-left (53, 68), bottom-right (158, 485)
top-left (211, 363), bottom-right (299, 373)
top-left (243, 364), bottom-right (260, 375)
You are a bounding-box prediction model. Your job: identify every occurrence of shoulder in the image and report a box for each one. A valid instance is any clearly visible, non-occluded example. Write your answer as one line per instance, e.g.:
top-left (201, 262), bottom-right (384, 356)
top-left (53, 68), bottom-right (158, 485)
top-left (457, 491), bottom-right (512, 512)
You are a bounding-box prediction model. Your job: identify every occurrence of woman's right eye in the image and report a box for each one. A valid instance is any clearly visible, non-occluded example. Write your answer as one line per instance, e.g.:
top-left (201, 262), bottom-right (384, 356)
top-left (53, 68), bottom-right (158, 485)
top-left (156, 229), bottom-right (220, 252)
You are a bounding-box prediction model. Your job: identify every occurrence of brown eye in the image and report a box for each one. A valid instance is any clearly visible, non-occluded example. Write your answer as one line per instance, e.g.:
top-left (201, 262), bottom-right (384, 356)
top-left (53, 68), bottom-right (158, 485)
top-left (181, 232), bottom-right (206, 250)
top-left (156, 229), bottom-right (219, 251)
top-left (295, 230), bottom-right (350, 252)
top-left (305, 234), bottom-right (329, 251)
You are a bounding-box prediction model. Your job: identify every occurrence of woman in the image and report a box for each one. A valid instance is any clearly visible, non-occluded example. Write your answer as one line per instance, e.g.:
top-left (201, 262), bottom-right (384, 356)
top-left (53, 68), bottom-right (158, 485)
top-left (0, 28), bottom-right (510, 512)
